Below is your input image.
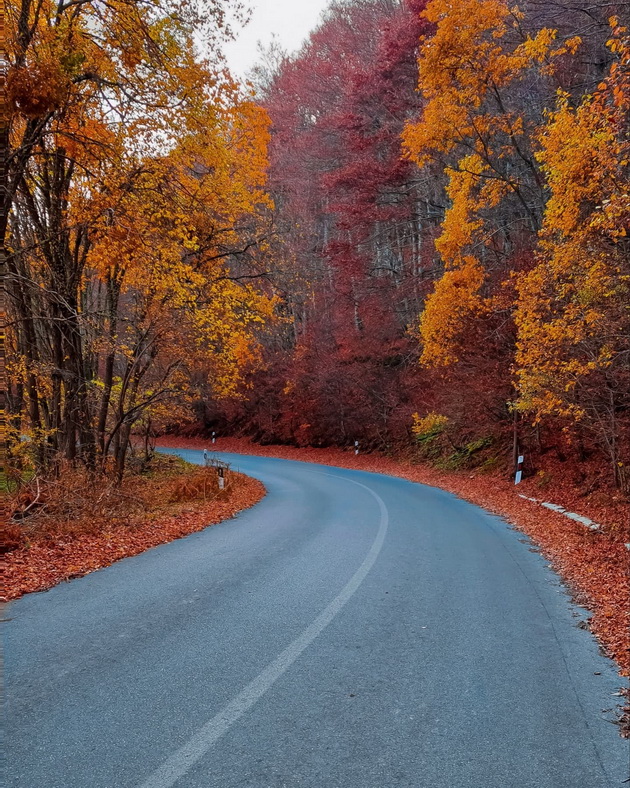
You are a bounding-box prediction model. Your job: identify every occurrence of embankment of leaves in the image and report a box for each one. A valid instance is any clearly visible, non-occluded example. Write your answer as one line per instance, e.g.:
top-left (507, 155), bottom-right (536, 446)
top-left (159, 436), bottom-right (629, 681)
top-left (2, 455), bottom-right (266, 601)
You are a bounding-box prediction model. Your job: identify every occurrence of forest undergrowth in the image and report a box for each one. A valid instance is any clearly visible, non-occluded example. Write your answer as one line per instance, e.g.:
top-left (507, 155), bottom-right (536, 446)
top-left (2, 455), bottom-right (265, 601)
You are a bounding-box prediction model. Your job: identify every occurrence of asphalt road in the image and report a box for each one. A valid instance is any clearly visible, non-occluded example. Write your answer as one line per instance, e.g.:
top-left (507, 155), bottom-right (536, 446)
top-left (5, 450), bottom-right (629, 787)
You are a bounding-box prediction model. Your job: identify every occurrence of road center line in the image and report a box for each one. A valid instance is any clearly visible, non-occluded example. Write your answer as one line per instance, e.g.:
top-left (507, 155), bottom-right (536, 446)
top-left (139, 474), bottom-right (389, 788)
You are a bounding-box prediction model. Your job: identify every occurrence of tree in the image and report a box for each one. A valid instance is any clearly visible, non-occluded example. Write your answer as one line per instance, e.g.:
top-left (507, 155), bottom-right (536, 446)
top-left (403, 0), bottom-right (583, 367)
top-left (515, 21), bottom-right (630, 488)
top-left (4, 0), bottom-right (275, 479)
top-left (211, 0), bottom-right (435, 449)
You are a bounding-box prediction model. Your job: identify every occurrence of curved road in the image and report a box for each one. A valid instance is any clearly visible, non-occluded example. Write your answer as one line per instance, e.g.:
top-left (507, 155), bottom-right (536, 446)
top-left (5, 451), bottom-right (628, 787)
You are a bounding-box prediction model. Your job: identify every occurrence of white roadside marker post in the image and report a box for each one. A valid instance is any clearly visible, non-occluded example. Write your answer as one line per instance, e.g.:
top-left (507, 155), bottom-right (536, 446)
top-left (355, 441), bottom-right (360, 456)
top-left (212, 431), bottom-right (216, 445)
top-left (515, 454), bottom-right (524, 485)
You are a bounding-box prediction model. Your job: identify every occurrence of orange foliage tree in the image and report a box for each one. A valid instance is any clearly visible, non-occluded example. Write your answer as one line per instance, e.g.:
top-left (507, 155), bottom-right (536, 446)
top-left (515, 23), bottom-right (630, 489)
top-left (397, 0), bottom-right (629, 485)
top-left (3, 0), bottom-right (275, 479)
top-left (403, 0), bottom-right (579, 367)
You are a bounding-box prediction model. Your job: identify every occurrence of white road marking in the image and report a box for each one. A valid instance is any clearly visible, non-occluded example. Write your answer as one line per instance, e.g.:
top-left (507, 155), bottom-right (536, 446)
top-left (518, 494), bottom-right (601, 531)
top-left (139, 475), bottom-right (389, 788)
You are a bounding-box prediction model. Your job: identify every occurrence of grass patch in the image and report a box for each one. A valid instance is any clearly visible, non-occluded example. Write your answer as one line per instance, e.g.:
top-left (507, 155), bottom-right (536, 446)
top-left (3, 453), bottom-right (237, 549)
top-left (4, 453), bottom-right (266, 600)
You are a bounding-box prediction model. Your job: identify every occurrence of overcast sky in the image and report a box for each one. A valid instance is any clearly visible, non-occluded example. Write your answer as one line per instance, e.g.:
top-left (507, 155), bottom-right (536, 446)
top-left (223, 0), bottom-right (332, 79)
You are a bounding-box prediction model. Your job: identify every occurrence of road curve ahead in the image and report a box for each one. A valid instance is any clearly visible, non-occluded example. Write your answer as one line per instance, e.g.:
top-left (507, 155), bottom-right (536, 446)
top-left (5, 451), bottom-right (628, 788)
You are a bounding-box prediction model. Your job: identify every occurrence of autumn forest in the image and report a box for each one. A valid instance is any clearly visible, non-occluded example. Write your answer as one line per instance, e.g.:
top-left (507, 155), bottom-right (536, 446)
top-left (4, 0), bottom-right (630, 766)
top-left (3, 0), bottom-right (629, 492)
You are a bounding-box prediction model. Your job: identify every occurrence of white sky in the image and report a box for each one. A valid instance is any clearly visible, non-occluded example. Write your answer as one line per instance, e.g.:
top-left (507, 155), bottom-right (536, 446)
top-left (223, 0), bottom-right (332, 79)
